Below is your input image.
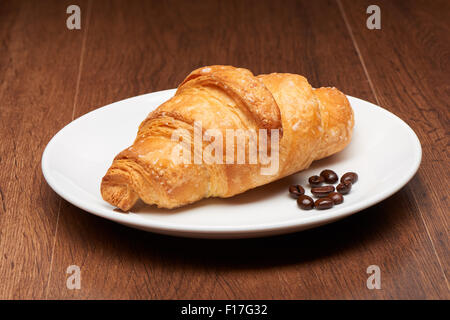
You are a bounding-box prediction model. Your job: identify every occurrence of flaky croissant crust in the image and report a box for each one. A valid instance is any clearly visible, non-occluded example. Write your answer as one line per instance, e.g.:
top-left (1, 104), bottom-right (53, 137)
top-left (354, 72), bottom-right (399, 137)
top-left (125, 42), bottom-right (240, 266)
top-left (101, 65), bottom-right (354, 210)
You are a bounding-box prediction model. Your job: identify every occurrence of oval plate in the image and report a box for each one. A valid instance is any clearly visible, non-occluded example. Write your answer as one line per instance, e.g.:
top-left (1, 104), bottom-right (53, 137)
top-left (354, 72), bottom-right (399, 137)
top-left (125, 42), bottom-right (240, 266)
top-left (42, 89), bottom-right (421, 239)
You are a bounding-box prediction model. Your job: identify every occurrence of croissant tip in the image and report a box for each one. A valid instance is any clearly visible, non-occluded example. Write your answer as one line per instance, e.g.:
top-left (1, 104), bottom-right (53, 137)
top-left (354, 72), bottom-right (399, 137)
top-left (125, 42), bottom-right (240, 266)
top-left (101, 176), bottom-right (139, 211)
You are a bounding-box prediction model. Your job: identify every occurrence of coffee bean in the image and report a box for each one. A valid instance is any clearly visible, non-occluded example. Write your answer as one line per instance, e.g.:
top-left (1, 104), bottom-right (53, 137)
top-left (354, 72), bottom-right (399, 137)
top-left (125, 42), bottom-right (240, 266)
top-left (315, 198), bottom-right (334, 210)
top-left (308, 175), bottom-right (324, 187)
top-left (311, 185), bottom-right (335, 198)
top-left (320, 169), bottom-right (338, 184)
top-left (336, 181), bottom-right (352, 194)
top-left (341, 172), bottom-right (358, 184)
top-left (328, 192), bottom-right (344, 204)
top-left (297, 195), bottom-right (314, 210)
top-left (289, 185), bottom-right (305, 198)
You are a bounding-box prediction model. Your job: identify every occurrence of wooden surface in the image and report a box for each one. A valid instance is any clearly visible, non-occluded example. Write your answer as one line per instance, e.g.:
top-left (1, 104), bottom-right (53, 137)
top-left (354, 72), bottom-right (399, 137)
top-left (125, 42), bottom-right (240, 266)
top-left (0, 0), bottom-right (448, 299)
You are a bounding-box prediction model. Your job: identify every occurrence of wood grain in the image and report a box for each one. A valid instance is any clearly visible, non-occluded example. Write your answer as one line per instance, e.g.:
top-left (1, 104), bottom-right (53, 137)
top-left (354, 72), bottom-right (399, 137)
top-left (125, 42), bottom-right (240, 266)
top-left (340, 0), bottom-right (449, 287)
top-left (0, 0), bottom-right (448, 299)
top-left (0, 0), bottom-right (88, 298)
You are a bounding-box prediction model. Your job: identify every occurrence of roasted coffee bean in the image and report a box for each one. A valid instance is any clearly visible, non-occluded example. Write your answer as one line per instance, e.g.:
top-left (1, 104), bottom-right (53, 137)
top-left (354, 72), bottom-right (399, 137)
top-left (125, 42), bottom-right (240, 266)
top-left (320, 169), bottom-right (338, 184)
top-left (311, 185), bottom-right (335, 198)
top-left (336, 181), bottom-right (352, 194)
top-left (297, 195), bottom-right (314, 210)
top-left (289, 185), bottom-right (305, 197)
top-left (341, 172), bottom-right (358, 184)
top-left (308, 175), bottom-right (324, 187)
top-left (328, 192), bottom-right (344, 205)
top-left (315, 198), bottom-right (334, 210)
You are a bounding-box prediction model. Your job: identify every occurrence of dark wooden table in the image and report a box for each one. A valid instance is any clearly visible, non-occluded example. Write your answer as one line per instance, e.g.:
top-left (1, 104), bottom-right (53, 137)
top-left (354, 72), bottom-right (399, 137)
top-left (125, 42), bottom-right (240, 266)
top-left (0, 0), bottom-right (448, 299)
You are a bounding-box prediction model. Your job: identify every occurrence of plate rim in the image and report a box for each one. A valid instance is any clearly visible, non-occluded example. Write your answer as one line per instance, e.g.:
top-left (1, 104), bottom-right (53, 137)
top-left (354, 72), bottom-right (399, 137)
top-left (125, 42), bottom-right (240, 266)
top-left (41, 91), bottom-right (422, 237)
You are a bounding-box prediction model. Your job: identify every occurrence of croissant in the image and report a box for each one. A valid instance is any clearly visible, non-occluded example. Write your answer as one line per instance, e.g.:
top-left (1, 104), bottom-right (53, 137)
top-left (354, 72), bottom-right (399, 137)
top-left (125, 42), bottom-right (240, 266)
top-left (101, 65), bottom-right (354, 210)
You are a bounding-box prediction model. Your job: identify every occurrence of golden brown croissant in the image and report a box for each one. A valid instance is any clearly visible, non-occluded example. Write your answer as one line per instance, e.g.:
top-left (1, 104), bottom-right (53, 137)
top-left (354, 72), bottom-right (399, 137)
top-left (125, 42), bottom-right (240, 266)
top-left (101, 65), bottom-right (354, 210)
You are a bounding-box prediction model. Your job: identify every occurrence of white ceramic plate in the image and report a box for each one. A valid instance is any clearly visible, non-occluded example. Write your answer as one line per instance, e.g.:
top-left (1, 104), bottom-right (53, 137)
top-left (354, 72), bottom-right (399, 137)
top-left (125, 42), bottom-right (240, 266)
top-left (42, 89), bottom-right (421, 239)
